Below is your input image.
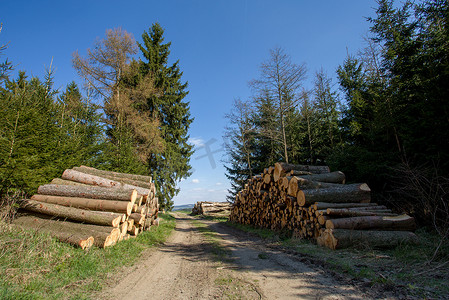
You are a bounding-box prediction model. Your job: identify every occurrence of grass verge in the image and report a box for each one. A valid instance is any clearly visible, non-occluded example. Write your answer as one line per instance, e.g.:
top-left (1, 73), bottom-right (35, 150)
top-left (0, 213), bottom-right (176, 300)
top-left (226, 221), bottom-right (449, 299)
top-left (190, 218), bottom-right (232, 262)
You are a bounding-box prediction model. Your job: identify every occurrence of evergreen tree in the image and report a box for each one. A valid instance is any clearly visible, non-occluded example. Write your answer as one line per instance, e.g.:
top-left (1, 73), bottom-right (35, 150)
top-left (223, 99), bottom-right (256, 202)
top-left (55, 82), bottom-right (104, 170)
top-left (312, 69), bottom-right (340, 161)
top-left (251, 90), bottom-right (282, 172)
top-left (0, 24), bottom-right (12, 84)
top-left (0, 72), bottom-right (60, 197)
top-left (138, 23), bottom-right (193, 210)
top-left (250, 47), bottom-right (307, 164)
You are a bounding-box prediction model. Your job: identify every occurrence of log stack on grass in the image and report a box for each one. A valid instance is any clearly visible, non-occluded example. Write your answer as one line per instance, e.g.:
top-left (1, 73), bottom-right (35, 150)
top-left (191, 201), bottom-right (231, 217)
top-left (229, 162), bottom-right (418, 250)
top-left (13, 166), bottom-right (159, 250)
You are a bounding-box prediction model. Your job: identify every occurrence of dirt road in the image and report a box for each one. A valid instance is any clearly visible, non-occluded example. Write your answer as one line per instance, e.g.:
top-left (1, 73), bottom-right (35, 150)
top-left (100, 213), bottom-right (375, 299)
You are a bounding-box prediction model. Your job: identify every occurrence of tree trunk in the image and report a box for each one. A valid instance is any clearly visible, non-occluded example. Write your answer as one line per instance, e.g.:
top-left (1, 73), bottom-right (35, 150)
top-left (317, 228), bottom-right (419, 250)
top-left (79, 165), bottom-right (152, 182)
top-left (325, 208), bottom-right (396, 217)
top-left (13, 215), bottom-right (120, 248)
top-left (312, 202), bottom-right (379, 210)
top-left (297, 183), bottom-right (371, 206)
top-left (38, 184), bottom-right (138, 202)
top-left (50, 178), bottom-right (90, 186)
top-left (31, 194), bottom-right (134, 215)
top-left (325, 214), bottom-right (416, 231)
top-left (296, 171), bottom-right (345, 184)
top-left (73, 166), bottom-right (153, 189)
top-left (62, 169), bottom-right (151, 196)
top-left (274, 162), bottom-right (330, 182)
top-left (21, 199), bottom-right (123, 227)
top-left (287, 176), bottom-right (340, 196)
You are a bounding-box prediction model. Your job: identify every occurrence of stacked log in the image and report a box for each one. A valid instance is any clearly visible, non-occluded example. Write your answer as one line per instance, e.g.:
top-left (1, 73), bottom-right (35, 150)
top-left (229, 162), bottom-right (417, 250)
top-left (191, 201), bottom-right (231, 216)
top-left (13, 166), bottom-right (159, 250)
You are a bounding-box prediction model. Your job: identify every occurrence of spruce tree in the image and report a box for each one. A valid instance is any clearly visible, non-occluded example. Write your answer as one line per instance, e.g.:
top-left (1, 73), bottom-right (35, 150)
top-left (138, 23), bottom-right (193, 210)
top-left (223, 99), bottom-right (256, 202)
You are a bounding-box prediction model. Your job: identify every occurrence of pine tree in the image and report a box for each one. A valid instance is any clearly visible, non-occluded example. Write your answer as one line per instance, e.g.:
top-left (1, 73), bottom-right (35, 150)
top-left (223, 99), bottom-right (256, 201)
top-left (0, 72), bottom-right (60, 197)
top-left (250, 47), bottom-right (307, 163)
top-left (55, 82), bottom-right (103, 170)
top-left (138, 23), bottom-right (193, 210)
top-left (251, 90), bottom-right (282, 172)
top-left (312, 69), bottom-right (340, 161)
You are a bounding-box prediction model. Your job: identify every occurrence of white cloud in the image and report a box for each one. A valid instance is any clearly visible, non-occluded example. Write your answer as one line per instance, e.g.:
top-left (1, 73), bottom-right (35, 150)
top-left (215, 182), bottom-right (223, 186)
top-left (189, 137), bottom-right (205, 148)
top-left (192, 179), bottom-right (200, 184)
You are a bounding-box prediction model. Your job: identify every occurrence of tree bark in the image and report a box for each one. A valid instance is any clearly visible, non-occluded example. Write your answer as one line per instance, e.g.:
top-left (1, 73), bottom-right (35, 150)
top-left (325, 214), bottom-right (416, 231)
top-left (325, 208), bottom-right (396, 217)
top-left (12, 216), bottom-right (97, 250)
top-left (274, 162), bottom-right (330, 182)
top-left (14, 215), bottom-right (121, 248)
top-left (317, 228), bottom-right (419, 250)
top-left (312, 202), bottom-right (379, 210)
top-left (296, 171), bottom-right (346, 184)
top-left (50, 178), bottom-right (90, 186)
top-left (73, 166), bottom-right (153, 189)
top-left (62, 169), bottom-right (151, 196)
top-left (21, 199), bottom-right (124, 227)
top-left (31, 194), bottom-right (134, 215)
top-left (38, 184), bottom-right (138, 202)
top-left (297, 183), bottom-right (371, 206)
top-left (79, 165), bottom-right (152, 182)
top-left (287, 176), bottom-right (340, 196)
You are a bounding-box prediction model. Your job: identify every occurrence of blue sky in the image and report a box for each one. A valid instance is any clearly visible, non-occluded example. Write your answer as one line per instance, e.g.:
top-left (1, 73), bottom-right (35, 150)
top-left (1, 0), bottom-right (378, 205)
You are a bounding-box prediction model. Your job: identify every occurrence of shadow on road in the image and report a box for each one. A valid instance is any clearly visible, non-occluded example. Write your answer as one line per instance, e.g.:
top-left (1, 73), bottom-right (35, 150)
top-left (164, 212), bottom-right (378, 299)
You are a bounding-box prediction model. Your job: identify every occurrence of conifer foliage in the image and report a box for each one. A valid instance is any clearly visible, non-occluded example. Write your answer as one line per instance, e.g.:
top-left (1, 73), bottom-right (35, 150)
top-left (137, 23), bottom-right (194, 210)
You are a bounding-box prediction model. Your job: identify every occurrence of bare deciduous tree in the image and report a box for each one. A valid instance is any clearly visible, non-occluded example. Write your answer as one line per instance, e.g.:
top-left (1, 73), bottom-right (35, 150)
top-left (72, 27), bottom-right (137, 100)
top-left (250, 47), bottom-right (307, 163)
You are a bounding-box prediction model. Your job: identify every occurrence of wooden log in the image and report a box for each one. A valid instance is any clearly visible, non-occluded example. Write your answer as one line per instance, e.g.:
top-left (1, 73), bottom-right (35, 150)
top-left (287, 176), bottom-right (340, 196)
top-left (12, 215), bottom-right (121, 249)
top-left (296, 171), bottom-right (346, 184)
top-left (129, 213), bottom-right (145, 225)
top-left (317, 228), bottom-right (419, 250)
top-left (298, 183), bottom-right (371, 206)
top-left (92, 228), bottom-right (121, 248)
top-left (31, 194), bottom-right (134, 215)
top-left (38, 184), bottom-right (138, 202)
top-left (274, 162), bottom-right (330, 182)
top-left (21, 199), bottom-right (123, 227)
top-left (50, 178), bottom-right (89, 186)
top-left (12, 221), bottom-right (95, 250)
top-left (325, 208), bottom-right (397, 217)
top-left (80, 165), bottom-right (152, 182)
top-left (289, 170), bottom-right (313, 176)
top-left (73, 166), bottom-right (153, 189)
top-left (325, 214), bottom-right (416, 231)
top-left (62, 169), bottom-right (151, 196)
top-left (313, 202), bottom-right (379, 210)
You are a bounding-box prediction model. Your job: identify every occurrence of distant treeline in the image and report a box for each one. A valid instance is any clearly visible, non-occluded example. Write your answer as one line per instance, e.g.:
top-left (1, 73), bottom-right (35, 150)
top-left (224, 0), bottom-right (449, 231)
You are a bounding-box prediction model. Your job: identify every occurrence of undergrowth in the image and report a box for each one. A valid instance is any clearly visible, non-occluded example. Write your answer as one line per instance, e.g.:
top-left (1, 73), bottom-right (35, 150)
top-left (0, 213), bottom-right (176, 299)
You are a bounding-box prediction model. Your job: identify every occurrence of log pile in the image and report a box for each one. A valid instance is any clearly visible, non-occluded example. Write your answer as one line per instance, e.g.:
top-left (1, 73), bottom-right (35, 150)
top-left (13, 166), bottom-right (159, 250)
top-left (191, 201), bottom-right (231, 217)
top-left (229, 162), bottom-right (418, 250)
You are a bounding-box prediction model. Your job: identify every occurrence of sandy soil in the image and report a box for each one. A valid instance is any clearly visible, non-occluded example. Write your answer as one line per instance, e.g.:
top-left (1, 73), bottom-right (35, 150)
top-left (99, 213), bottom-right (376, 300)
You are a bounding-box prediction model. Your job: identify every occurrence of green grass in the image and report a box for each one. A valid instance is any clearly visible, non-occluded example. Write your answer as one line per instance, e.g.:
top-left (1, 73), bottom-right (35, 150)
top-left (190, 218), bottom-right (232, 262)
top-left (0, 213), bottom-right (176, 299)
top-left (225, 221), bottom-right (449, 299)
